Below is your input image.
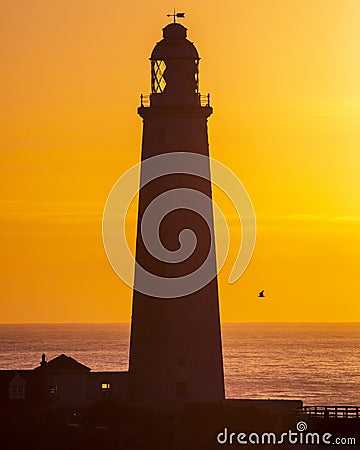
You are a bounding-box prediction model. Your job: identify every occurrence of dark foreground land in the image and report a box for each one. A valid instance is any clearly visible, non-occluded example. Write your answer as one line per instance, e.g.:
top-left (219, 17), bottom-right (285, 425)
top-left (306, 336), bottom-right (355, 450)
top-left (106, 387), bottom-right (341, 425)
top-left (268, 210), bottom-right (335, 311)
top-left (1, 400), bottom-right (360, 449)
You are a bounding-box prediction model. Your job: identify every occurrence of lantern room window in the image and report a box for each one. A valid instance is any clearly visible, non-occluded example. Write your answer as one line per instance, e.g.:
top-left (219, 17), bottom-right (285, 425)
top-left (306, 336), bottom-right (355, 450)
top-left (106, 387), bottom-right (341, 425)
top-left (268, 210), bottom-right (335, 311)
top-left (194, 59), bottom-right (199, 93)
top-left (152, 60), bottom-right (166, 93)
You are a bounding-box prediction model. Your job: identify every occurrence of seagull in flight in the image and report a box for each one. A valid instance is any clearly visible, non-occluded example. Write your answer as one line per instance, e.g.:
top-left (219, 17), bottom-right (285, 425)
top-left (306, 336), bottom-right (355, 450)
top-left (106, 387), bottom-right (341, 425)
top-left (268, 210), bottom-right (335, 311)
top-left (258, 290), bottom-right (265, 298)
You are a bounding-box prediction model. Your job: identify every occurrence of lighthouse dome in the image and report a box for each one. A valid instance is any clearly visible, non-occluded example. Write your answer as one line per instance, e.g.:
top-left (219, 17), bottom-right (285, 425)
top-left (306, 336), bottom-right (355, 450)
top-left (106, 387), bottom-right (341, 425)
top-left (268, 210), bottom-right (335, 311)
top-left (151, 23), bottom-right (199, 60)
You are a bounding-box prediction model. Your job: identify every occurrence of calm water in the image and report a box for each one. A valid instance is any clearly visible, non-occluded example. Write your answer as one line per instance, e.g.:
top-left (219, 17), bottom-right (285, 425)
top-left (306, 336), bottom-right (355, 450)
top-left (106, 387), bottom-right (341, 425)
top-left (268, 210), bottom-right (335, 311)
top-left (0, 322), bottom-right (359, 406)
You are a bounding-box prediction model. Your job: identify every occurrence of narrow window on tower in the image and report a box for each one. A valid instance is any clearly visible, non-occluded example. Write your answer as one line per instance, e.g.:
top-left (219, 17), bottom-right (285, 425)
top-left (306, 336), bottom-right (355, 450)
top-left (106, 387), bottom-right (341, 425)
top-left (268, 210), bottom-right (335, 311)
top-left (178, 357), bottom-right (187, 366)
top-left (158, 128), bottom-right (165, 143)
top-left (194, 60), bottom-right (199, 93)
top-left (151, 60), bottom-right (166, 93)
top-left (176, 381), bottom-right (188, 399)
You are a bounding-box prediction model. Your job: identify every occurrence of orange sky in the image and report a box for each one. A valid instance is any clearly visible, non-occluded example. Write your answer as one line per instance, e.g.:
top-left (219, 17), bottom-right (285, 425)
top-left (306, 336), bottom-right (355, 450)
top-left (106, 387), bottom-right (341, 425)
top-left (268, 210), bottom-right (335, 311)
top-left (1, 0), bottom-right (360, 323)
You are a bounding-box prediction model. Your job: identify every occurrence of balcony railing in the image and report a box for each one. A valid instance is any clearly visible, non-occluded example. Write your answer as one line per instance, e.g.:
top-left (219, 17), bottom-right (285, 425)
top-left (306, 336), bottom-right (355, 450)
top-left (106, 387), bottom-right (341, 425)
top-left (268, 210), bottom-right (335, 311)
top-left (199, 93), bottom-right (211, 107)
top-left (300, 406), bottom-right (360, 419)
top-left (139, 93), bottom-right (211, 107)
top-left (140, 94), bottom-right (150, 107)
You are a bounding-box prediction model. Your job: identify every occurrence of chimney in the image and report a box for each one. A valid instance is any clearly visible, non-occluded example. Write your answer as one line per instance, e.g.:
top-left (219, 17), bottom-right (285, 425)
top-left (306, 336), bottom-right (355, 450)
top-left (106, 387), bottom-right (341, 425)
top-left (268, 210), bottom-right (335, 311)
top-left (40, 353), bottom-right (47, 367)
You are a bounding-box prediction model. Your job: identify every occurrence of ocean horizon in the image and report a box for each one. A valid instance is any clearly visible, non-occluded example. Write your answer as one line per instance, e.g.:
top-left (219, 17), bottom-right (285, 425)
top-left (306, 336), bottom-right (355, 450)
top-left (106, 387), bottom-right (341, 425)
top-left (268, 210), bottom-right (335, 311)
top-left (1, 322), bottom-right (359, 406)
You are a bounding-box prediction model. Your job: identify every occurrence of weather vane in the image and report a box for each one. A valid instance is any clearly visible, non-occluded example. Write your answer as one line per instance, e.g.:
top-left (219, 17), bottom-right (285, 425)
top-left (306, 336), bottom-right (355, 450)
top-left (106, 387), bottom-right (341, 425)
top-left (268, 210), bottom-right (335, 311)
top-left (167, 9), bottom-right (185, 23)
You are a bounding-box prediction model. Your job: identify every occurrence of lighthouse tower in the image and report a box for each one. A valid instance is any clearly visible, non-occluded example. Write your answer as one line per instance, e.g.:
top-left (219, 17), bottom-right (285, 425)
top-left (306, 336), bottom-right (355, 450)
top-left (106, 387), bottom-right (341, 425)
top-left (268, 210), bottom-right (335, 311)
top-left (127, 21), bottom-right (225, 404)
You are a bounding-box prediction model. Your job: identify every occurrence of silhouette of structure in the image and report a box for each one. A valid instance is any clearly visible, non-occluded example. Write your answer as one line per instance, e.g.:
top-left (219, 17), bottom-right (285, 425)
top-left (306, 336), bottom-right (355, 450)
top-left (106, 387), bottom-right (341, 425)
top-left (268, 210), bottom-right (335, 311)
top-left (0, 354), bottom-right (128, 408)
top-left (127, 22), bottom-right (225, 404)
top-left (0, 21), bottom-right (322, 449)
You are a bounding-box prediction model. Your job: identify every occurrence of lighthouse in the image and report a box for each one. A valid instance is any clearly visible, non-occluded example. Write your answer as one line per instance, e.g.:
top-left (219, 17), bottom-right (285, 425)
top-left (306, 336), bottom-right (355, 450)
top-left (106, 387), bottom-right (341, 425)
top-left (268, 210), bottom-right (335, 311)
top-left (127, 19), bottom-right (225, 404)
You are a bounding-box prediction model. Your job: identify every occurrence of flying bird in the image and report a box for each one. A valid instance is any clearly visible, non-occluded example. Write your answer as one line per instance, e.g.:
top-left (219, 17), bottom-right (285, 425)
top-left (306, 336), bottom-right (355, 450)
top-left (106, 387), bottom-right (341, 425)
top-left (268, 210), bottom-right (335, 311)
top-left (258, 290), bottom-right (265, 298)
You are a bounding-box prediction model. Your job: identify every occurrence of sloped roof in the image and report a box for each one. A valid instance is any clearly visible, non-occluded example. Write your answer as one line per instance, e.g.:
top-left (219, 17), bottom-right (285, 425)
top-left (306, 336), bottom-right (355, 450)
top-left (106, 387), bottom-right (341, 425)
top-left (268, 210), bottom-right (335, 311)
top-left (34, 354), bottom-right (91, 371)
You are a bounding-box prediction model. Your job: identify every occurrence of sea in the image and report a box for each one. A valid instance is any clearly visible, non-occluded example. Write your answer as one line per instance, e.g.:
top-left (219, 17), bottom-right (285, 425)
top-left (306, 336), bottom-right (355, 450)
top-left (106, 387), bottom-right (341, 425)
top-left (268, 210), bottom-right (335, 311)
top-left (0, 322), bottom-right (359, 406)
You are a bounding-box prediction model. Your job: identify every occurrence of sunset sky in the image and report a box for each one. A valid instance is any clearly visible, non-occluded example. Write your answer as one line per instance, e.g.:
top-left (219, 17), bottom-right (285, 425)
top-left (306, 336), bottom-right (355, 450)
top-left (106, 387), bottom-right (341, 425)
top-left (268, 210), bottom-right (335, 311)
top-left (1, 0), bottom-right (360, 323)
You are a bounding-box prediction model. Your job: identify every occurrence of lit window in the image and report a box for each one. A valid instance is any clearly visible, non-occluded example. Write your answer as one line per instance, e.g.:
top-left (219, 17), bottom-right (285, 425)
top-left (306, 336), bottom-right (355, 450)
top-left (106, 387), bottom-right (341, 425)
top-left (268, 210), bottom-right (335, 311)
top-left (49, 385), bottom-right (58, 401)
top-left (152, 60), bottom-right (166, 93)
top-left (101, 382), bottom-right (111, 398)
